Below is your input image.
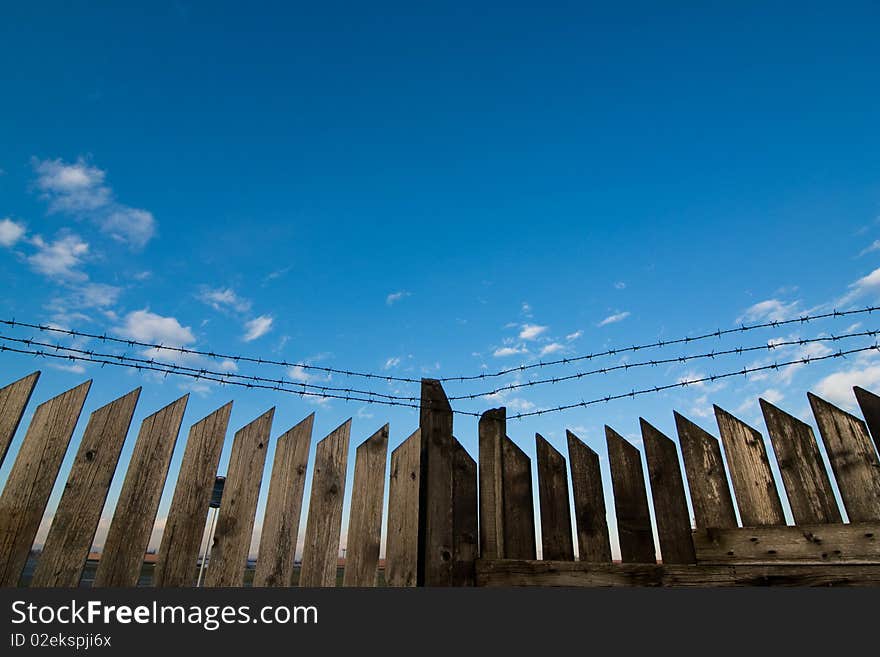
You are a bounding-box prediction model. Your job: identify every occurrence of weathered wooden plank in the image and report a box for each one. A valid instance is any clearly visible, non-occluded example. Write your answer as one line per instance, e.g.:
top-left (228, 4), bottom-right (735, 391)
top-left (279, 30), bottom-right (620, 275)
top-left (386, 429), bottom-right (420, 587)
top-left (343, 425), bottom-right (389, 587)
top-left (153, 402), bottom-right (232, 587)
top-left (418, 378), bottom-right (455, 586)
top-left (452, 438), bottom-right (478, 586)
top-left (606, 426), bottom-right (656, 563)
top-left (476, 559), bottom-right (880, 587)
top-left (299, 419), bottom-right (351, 587)
top-left (31, 388), bottom-right (140, 588)
top-left (693, 522), bottom-right (880, 564)
top-left (674, 412), bottom-right (737, 529)
top-left (567, 431), bottom-right (611, 562)
top-left (714, 405), bottom-right (785, 527)
top-left (501, 436), bottom-right (537, 560)
top-left (760, 399), bottom-right (841, 524)
top-left (641, 419), bottom-right (696, 564)
top-left (203, 408), bottom-right (274, 587)
top-left (535, 434), bottom-right (574, 561)
top-left (253, 414), bottom-right (313, 587)
top-left (0, 380), bottom-right (91, 586)
top-left (93, 395), bottom-right (188, 587)
top-left (0, 371), bottom-right (40, 468)
top-left (809, 393), bottom-right (880, 522)
top-left (853, 386), bottom-right (880, 455)
top-left (478, 407), bottom-right (506, 560)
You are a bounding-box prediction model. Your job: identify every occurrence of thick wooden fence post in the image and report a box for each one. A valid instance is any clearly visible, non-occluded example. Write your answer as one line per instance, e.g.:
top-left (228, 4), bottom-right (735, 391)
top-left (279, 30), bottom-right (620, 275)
top-left (536, 434), bottom-right (574, 561)
top-left (386, 429), bottom-right (421, 586)
top-left (606, 426), bottom-right (656, 563)
top-left (0, 371), bottom-right (40, 468)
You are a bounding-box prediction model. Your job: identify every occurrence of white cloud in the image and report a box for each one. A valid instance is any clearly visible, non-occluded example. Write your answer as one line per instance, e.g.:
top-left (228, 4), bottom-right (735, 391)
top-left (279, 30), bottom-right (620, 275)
top-left (838, 267), bottom-right (880, 307)
top-left (493, 346), bottom-right (528, 358)
top-left (521, 302), bottom-right (533, 317)
top-left (243, 315), bottom-right (273, 342)
top-left (813, 365), bottom-right (880, 410)
top-left (115, 310), bottom-right (196, 347)
top-left (598, 311), bottom-right (630, 327)
top-left (383, 356), bottom-right (401, 370)
top-left (386, 291), bottom-right (411, 306)
top-left (614, 281), bottom-right (626, 290)
top-left (519, 324), bottom-right (548, 340)
top-left (737, 299), bottom-right (800, 323)
top-left (0, 218), bottom-right (26, 247)
top-left (860, 240), bottom-right (880, 257)
top-left (566, 330), bottom-right (583, 341)
top-left (506, 398), bottom-right (535, 412)
top-left (27, 234), bottom-right (89, 280)
top-left (677, 371), bottom-right (706, 387)
top-left (219, 359), bottom-right (238, 372)
top-left (198, 287), bottom-right (252, 313)
top-left (71, 282), bottom-right (122, 308)
top-left (101, 207), bottom-right (156, 248)
top-left (539, 342), bottom-right (564, 357)
top-left (761, 388), bottom-right (785, 405)
top-left (288, 365), bottom-right (313, 382)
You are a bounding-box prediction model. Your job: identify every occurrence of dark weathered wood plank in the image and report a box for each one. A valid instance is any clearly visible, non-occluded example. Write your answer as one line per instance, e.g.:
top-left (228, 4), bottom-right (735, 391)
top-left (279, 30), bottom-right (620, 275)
top-left (536, 434), bottom-right (574, 561)
top-left (476, 559), bottom-right (880, 587)
top-left (253, 414), bottom-right (313, 587)
top-left (343, 425), bottom-right (389, 587)
top-left (854, 386), bottom-right (880, 455)
top-left (299, 419), bottom-right (351, 587)
top-left (31, 388), bottom-right (140, 588)
top-left (567, 430), bottom-right (611, 562)
top-left (386, 429), bottom-right (420, 587)
top-left (641, 419), bottom-right (696, 564)
top-left (501, 436), bottom-right (537, 560)
top-left (714, 405), bottom-right (785, 527)
top-left (452, 438), bottom-right (478, 586)
top-left (760, 399), bottom-right (841, 524)
top-left (810, 393), bottom-right (880, 522)
top-left (418, 378), bottom-right (455, 586)
top-left (93, 395), bottom-right (188, 587)
top-left (693, 522), bottom-right (880, 564)
top-left (606, 426), bottom-right (656, 563)
top-left (674, 412), bottom-right (737, 529)
top-left (478, 407), bottom-right (506, 560)
top-left (0, 371), bottom-right (40, 468)
top-left (153, 402), bottom-right (232, 587)
top-left (203, 408), bottom-right (274, 587)
top-left (0, 380), bottom-right (91, 586)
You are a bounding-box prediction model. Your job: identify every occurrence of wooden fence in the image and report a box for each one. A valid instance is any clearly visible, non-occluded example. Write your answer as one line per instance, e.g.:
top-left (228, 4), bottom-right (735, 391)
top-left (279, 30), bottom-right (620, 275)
top-left (0, 369), bottom-right (878, 587)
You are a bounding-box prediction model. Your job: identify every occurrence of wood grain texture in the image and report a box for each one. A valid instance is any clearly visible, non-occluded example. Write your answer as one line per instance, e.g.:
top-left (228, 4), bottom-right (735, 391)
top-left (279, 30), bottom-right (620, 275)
top-left (567, 431), bottom-right (611, 562)
top-left (31, 388), bottom-right (140, 588)
top-left (386, 429), bottom-right (420, 587)
top-left (299, 419), bottom-right (351, 587)
top-left (478, 407), bottom-right (506, 560)
top-left (606, 426), bottom-right (656, 563)
top-left (535, 434), bottom-right (574, 561)
top-left (476, 559), bottom-right (880, 587)
top-left (253, 414), bottom-right (313, 587)
top-left (809, 393), bottom-right (880, 522)
top-left (452, 438), bottom-right (478, 586)
top-left (0, 380), bottom-right (91, 586)
top-left (153, 402), bottom-right (232, 587)
top-left (203, 408), bottom-right (274, 588)
top-left (760, 399), bottom-right (841, 524)
top-left (93, 395), bottom-right (188, 587)
top-left (501, 436), bottom-right (537, 560)
top-left (641, 419), bottom-right (696, 564)
top-left (342, 425), bottom-right (389, 587)
top-left (693, 522), bottom-right (880, 564)
top-left (0, 371), bottom-right (40, 468)
top-left (674, 412), bottom-right (737, 529)
top-left (714, 405), bottom-right (785, 527)
top-left (854, 386), bottom-right (880, 455)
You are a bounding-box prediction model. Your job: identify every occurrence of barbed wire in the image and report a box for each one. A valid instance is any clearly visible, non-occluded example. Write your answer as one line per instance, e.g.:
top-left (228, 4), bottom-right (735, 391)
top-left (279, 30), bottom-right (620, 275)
top-left (0, 305), bottom-right (875, 385)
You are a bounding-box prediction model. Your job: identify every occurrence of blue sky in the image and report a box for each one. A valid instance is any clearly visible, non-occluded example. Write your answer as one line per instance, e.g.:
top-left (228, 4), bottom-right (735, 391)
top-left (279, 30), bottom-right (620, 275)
top-left (1, 2), bottom-right (880, 559)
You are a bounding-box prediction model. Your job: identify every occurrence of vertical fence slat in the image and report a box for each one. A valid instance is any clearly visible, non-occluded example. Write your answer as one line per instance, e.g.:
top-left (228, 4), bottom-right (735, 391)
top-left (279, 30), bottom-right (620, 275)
top-left (760, 399), bottom-right (841, 524)
top-left (203, 408), bottom-right (274, 587)
top-left (714, 405), bottom-right (785, 527)
top-left (31, 388), bottom-right (140, 587)
top-left (343, 424), bottom-right (389, 587)
top-left (0, 380), bottom-right (91, 586)
top-left (153, 402), bottom-right (232, 587)
top-left (809, 393), bottom-right (880, 522)
top-left (452, 437), bottom-right (477, 585)
top-left (93, 394), bottom-right (188, 587)
top-left (641, 418), bottom-right (695, 564)
top-left (478, 407), bottom-right (506, 560)
top-left (299, 419), bottom-right (351, 587)
top-left (253, 413), bottom-right (313, 587)
top-left (501, 436), bottom-right (537, 560)
top-left (0, 371), bottom-right (40, 468)
top-left (606, 426), bottom-right (656, 563)
top-left (386, 428), bottom-right (420, 587)
top-left (674, 411), bottom-right (737, 529)
top-left (566, 430), bottom-right (611, 562)
top-left (853, 386), bottom-right (880, 455)
top-left (535, 433), bottom-right (574, 561)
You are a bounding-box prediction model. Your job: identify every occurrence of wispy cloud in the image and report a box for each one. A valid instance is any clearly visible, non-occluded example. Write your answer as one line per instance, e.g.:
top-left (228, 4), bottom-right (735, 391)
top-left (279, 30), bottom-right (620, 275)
top-left (566, 330), bottom-right (583, 341)
top-left (27, 233), bottom-right (90, 280)
top-left (838, 267), bottom-right (880, 308)
top-left (598, 311), bottom-right (630, 327)
top-left (519, 324), bottom-right (548, 340)
top-left (198, 287), bottom-right (252, 313)
top-left (386, 290), bottom-right (411, 306)
top-left (737, 299), bottom-right (800, 323)
top-left (115, 310), bottom-right (196, 356)
top-left (493, 346), bottom-right (528, 357)
top-left (383, 356), bottom-right (401, 370)
top-left (0, 218), bottom-right (26, 247)
top-left (859, 240), bottom-right (880, 257)
top-left (539, 342), bottom-right (564, 356)
top-left (814, 363), bottom-right (880, 410)
top-left (243, 315), bottom-right (273, 342)
top-left (614, 281), bottom-right (626, 290)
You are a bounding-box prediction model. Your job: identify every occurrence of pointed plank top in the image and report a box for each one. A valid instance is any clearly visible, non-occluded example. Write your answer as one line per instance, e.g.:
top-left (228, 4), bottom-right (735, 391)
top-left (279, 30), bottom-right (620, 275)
top-left (566, 429), bottom-right (598, 457)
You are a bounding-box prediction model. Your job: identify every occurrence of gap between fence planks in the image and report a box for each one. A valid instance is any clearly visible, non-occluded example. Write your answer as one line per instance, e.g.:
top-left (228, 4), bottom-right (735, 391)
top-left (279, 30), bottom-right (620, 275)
top-left (203, 409), bottom-right (274, 587)
top-left (0, 380), bottom-right (91, 587)
top-left (536, 434), bottom-right (574, 561)
top-left (0, 371), bottom-right (39, 469)
top-left (385, 429), bottom-right (420, 587)
top-left (93, 395), bottom-right (188, 587)
top-left (153, 402), bottom-right (232, 587)
top-left (31, 388), bottom-right (141, 588)
top-left (606, 426), bottom-right (656, 563)
top-left (253, 414), bottom-right (314, 587)
top-left (567, 430), bottom-right (611, 562)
